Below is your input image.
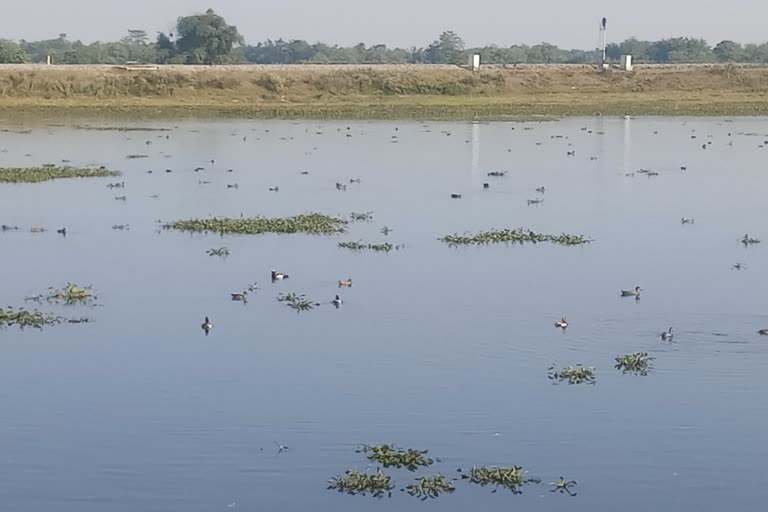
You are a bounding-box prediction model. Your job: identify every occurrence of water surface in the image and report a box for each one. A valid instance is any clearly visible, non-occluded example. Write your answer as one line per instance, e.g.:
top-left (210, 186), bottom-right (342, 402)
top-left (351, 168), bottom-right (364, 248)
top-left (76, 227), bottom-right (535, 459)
top-left (1, 115), bottom-right (767, 512)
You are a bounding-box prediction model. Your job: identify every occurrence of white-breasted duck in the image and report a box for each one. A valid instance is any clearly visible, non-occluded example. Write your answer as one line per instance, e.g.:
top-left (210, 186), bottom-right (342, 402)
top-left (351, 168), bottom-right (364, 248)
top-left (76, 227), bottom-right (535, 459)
top-left (660, 327), bottom-right (673, 341)
top-left (338, 279), bottom-right (352, 288)
top-left (201, 316), bottom-right (213, 334)
top-left (271, 270), bottom-right (289, 281)
top-left (554, 317), bottom-right (568, 329)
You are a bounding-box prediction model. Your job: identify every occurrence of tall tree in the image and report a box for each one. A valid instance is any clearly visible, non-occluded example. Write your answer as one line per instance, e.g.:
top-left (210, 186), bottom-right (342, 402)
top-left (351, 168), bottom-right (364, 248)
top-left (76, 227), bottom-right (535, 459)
top-left (175, 8), bottom-right (243, 64)
top-left (713, 40), bottom-right (744, 62)
top-left (122, 29), bottom-right (149, 46)
top-left (0, 40), bottom-right (28, 63)
top-left (425, 31), bottom-right (465, 64)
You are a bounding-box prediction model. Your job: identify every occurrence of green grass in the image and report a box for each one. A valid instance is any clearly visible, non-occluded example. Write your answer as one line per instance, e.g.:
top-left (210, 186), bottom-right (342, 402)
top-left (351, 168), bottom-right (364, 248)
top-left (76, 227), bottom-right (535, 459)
top-left (0, 166), bottom-right (120, 183)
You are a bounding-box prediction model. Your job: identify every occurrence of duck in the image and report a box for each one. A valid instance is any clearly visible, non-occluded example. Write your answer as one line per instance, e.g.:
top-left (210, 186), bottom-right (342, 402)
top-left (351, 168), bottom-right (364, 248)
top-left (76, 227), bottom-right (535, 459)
top-left (332, 294), bottom-right (343, 307)
top-left (269, 186), bottom-right (279, 192)
top-left (338, 279), bottom-right (353, 288)
top-left (554, 317), bottom-right (568, 329)
top-left (621, 286), bottom-right (642, 297)
top-left (201, 316), bottom-right (213, 334)
top-left (758, 329), bottom-right (768, 336)
top-left (660, 327), bottom-right (674, 341)
top-left (450, 193), bottom-right (462, 199)
top-left (57, 227), bottom-right (67, 236)
top-left (231, 291), bottom-right (248, 302)
top-left (271, 270), bottom-right (289, 281)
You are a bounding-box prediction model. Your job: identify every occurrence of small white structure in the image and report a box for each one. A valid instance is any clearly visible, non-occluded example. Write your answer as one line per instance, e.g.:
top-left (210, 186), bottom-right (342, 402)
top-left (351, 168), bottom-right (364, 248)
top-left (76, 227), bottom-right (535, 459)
top-left (620, 55), bottom-right (633, 71)
top-left (470, 54), bottom-right (481, 71)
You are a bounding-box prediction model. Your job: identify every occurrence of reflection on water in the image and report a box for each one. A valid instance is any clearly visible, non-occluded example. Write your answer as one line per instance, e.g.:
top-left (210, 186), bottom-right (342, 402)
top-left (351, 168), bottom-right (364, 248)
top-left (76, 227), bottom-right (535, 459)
top-left (1, 115), bottom-right (768, 512)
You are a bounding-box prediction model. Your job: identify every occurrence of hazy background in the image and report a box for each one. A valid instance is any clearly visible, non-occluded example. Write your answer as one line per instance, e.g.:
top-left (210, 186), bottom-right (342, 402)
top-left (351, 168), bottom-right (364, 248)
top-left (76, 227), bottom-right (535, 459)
top-left (3, 1), bottom-right (767, 48)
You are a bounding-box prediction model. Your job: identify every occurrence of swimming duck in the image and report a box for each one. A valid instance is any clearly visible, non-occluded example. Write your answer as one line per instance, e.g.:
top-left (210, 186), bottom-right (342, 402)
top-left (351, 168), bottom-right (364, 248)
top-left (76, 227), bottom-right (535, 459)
top-left (338, 279), bottom-right (353, 288)
top-left (554, 317), bottom-right (568, 329)
top-left (660, 327), bottom-right (673, 341)
top-left (57, 227), bottom-right (67, 236)
top-left (332, 294), bottom-right (343, 307)
top-left (269, 186), bottom-right (279, 192)
top-left (231, 291), bottom-right (248, 302)
top-left (451, 193), bottom-right (462, 199)
top-left (271, 270), bottom-right (289, 281)
top-left (201, 316), bottom-right (213, 334)
top-left (536, 186), bottom-right (546, 194)
top-left (621, 286), bottom-right (642, 297)
top-left (758, 329), bottom-right (768, 336)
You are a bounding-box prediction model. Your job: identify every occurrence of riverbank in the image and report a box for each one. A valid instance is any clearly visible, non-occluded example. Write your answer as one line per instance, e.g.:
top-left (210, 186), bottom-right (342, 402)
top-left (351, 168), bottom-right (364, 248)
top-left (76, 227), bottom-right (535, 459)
top-left (1, 64), bottom-right (767, 119)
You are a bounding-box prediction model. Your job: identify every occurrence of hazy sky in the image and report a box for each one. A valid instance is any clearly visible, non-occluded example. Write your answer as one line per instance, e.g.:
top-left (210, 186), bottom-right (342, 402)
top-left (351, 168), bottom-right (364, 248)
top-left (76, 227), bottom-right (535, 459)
top-left (3, 1), bottom-right (767, 48)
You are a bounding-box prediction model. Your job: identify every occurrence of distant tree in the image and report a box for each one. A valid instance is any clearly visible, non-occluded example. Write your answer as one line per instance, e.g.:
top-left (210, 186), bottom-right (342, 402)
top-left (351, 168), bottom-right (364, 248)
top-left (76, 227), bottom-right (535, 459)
top-left (425, 31), bottom-right (465, 64)
top-left (122, 29), bottom-right (149, 46)
top-left (649, 37), bottom-right (713, 63)
top-left (0, 40), bottom-right (28, 63)
top-left (155, 32), bottom-right (177, 63)
top-left (713, 40), bottom-right (744, 62)
top-left (175, 8), bottom-right (243, 64)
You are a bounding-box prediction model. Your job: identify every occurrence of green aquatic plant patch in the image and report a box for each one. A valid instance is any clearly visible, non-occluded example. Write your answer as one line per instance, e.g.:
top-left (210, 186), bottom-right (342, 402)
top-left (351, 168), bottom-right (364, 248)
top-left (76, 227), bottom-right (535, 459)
top-left (164, 214), bottom-right (347, 235)
top-left (0, 166), bottom-right (120, 183)
top-left (440, 228), bottom-right (591, 246)
top-left (328, 469), bottom-right (394, 498)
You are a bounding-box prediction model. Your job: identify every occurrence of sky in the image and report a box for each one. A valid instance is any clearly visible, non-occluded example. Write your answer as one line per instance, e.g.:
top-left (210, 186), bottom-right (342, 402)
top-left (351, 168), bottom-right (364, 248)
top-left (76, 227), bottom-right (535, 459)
top-left (2, 1), bottom-right (767, 48)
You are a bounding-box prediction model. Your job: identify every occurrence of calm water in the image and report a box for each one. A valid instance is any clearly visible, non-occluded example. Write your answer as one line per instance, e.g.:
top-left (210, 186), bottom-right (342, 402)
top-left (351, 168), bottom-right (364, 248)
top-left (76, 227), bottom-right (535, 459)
top-left (1, 115), bottom-right (767, 512)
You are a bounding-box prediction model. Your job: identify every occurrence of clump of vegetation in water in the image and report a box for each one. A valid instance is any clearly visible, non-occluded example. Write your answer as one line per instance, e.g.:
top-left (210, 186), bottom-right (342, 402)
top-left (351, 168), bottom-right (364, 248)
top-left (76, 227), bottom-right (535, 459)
top-left (0, 166), bottom-right (120, 183)
top-left (405, 475), bottom-right (456, 500)
top-left (349, 211), bottom-right (374, 222)
top-left (0, 307), bottom-right (59, 329)
top-left (741, 234), bottom-right (761, 246)
top-left (338, 241), bottom-right (400, 252)
top-left (615, 352), bottom-right (654, 375)
top-left (357, 444), bottom-right (433, 471)
top-left (439, 228), bottom-right (591, 246)
top-left (548, 365), bottom-right (596, 385)
top-left (328, 469), bottom-right (394, 498)
top-left (458, 466), bottom-right (537, 494)
top-left (206, 247), bottom-right (230, 257)
top-left (487, 171), bottom-right (508, 177)
top-left (125, 154), bottom-right (149, 159)
top-left (277, 292), bottom-right (317, 312)
top-left (46, 283), bottom-right (97, 306)
top-left (164, 214), bottom-right (347, 235)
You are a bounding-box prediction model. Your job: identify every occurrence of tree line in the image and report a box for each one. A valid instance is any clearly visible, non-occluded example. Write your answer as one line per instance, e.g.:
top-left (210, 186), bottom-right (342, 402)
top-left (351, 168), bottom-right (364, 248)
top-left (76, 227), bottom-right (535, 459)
top-left (1, 9), bottom-right (767, 65)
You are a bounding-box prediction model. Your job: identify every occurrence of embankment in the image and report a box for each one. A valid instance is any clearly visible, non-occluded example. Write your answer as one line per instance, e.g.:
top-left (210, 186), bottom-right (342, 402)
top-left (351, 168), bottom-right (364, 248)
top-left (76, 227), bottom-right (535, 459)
top-left (0, 64), bottom-right (766, 118)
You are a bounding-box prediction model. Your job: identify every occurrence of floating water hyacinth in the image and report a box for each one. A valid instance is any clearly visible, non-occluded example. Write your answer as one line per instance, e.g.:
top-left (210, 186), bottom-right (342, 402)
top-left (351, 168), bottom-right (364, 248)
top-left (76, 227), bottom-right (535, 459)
top-left (0, 166), bottom-right (120, 183)
top-left (277, 292), bottom-right (317, 312)
top-left (439, 228), bottom-right (591, 246)
top-left (164, 214), bottom-right (347, 235)
top-left (614, 352), bottom-right (654, 375)
top-left (356, 444), bottom-right (433, 471)
top-left (349, 211), bottom-right (374, 222)
top-left (0, 307), bottom-right (59, 329)
top-left (206, 247), bottom-right (230, 257)
top-left (338, 241), bottom-right (400, 252)
top-left (328, 469), bottom-right (394, 498)
top-left (45, 283), bottom-right (97, 306)
top-left (547, 365), bottom-right (596, 385)
top-left (459, 465), bottom-right (537, 494)
top-left (405, 475), bottom-right (456, 500)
